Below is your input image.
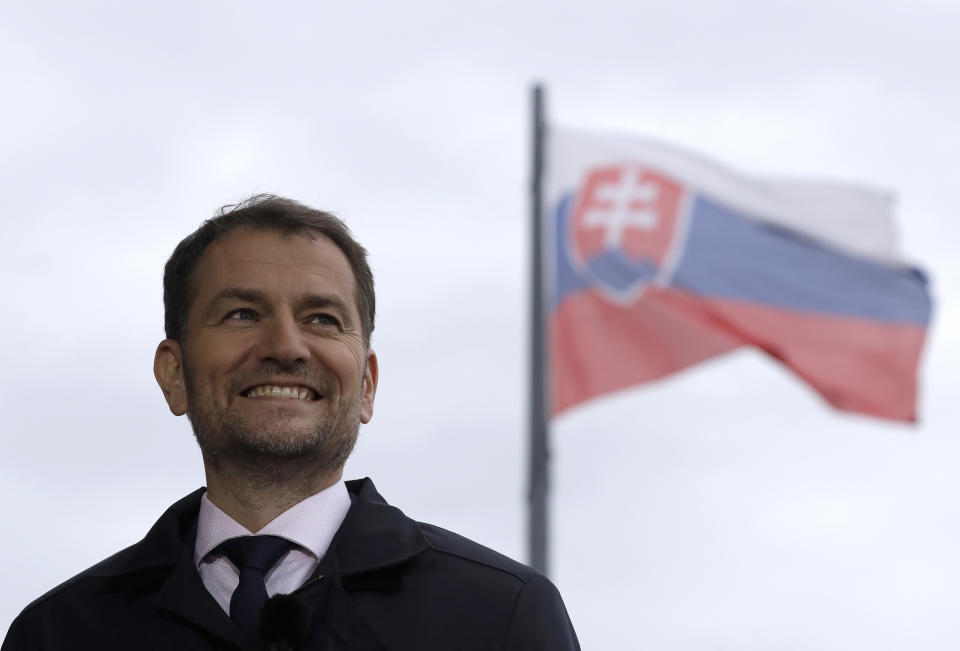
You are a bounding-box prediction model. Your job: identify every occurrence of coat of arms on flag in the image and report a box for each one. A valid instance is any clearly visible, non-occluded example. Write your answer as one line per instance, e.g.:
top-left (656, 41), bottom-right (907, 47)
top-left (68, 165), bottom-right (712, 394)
top-left (567, 164), bottom-right (686, 300)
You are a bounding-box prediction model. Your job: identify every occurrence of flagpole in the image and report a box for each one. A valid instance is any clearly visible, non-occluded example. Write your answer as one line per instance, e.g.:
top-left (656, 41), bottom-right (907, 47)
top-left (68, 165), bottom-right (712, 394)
top-left (528, 83), bottom-right (549, 575)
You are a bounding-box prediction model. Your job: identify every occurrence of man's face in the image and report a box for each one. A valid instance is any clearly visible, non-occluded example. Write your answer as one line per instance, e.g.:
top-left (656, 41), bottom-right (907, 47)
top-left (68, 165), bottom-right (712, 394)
top-left (155, 227), bottom-right (377, 471)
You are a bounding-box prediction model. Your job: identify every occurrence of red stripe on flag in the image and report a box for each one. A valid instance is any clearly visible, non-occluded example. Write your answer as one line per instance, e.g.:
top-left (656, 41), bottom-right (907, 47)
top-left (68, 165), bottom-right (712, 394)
top-left (550, 288), bottom-right (741, 416)
top-left (550, 288), bottom-right (928, 421)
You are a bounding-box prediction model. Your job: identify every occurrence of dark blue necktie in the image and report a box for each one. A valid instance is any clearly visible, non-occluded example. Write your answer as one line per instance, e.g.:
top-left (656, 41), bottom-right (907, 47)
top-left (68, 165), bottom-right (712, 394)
top-left (215, 535), bottom-right (295, 641)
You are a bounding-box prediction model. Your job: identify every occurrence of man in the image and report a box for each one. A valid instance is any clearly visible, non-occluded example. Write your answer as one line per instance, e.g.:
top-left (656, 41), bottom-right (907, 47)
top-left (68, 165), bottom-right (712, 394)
top-left (2, 195), bottom-right (579, 651)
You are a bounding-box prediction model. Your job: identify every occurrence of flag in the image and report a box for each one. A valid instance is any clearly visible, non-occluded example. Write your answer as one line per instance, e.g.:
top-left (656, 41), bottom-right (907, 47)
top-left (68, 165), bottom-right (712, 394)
top-left (546, 128), bottom-right (932, 422)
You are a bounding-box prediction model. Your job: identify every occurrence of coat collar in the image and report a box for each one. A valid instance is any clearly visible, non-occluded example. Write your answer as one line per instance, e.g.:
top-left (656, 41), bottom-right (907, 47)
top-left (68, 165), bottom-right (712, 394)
top-left (337, 478), bottom-right (430, 576)
top-left (88, 488), bottom-right (206, 577)
top-left (87, 478), bottom-right (430, 580)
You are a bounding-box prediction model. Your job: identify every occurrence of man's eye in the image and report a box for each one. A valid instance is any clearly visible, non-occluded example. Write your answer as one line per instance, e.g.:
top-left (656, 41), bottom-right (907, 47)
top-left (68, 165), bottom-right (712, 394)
top-left (226, 308), bottom-right (256, 321)
top-left (310, 313), bottom-right (340, 327)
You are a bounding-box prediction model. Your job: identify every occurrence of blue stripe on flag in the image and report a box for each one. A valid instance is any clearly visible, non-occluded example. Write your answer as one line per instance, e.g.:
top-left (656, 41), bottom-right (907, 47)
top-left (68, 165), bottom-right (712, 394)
top-left (671, 195), bottom-right (932, 324)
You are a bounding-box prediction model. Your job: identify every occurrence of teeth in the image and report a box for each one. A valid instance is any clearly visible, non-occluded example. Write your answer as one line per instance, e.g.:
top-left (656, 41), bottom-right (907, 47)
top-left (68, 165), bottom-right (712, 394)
top-left (245, 385), bottom-right (314, 400)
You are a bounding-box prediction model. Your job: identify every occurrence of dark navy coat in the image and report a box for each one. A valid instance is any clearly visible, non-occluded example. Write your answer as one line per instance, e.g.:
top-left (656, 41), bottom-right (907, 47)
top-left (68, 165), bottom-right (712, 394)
top-left (2, 478), bottom-right (579, 650)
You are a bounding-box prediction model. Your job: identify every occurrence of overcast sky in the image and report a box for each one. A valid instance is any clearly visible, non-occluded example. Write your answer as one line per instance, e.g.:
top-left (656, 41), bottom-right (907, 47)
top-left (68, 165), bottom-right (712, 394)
top-left (2, 1), bottom-right (958, 648)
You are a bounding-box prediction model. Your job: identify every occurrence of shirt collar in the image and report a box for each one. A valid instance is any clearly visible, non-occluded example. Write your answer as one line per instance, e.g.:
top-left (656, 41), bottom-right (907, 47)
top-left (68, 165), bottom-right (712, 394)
top-left (193, 479), bottom-right (351, 566)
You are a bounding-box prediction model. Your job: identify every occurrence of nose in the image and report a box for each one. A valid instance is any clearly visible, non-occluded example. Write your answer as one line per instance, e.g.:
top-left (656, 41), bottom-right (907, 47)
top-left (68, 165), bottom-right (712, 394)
top-left (256, 313), bottom-right (311, 364)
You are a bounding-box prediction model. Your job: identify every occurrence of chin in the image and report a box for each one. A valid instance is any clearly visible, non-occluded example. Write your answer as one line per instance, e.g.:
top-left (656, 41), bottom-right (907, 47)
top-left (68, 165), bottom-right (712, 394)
top-left (193, 416), bottom-right (358, 468)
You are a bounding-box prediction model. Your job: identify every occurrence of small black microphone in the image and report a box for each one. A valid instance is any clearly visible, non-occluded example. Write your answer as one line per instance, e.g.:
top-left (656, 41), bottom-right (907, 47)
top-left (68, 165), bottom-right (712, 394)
top-left (261, 593), bottom-right (312, 651)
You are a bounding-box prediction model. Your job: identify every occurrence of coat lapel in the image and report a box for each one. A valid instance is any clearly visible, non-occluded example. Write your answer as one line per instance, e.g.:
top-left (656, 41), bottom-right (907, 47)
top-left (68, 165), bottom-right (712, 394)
top-left (156, 552), bottom-right (247, 649)
top-left (292, 568), bottom-right (387, 651)
top-left (288, 479), bottom-right (432, 650)
top-left (88, 489), bottom-right (248, 649)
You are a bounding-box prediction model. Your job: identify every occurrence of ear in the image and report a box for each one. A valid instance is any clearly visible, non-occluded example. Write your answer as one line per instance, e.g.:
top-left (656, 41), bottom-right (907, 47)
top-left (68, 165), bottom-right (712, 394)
top-left (359, 348), bottom-right (379, 424)
top-left (154, 339), bottom-right (188, 416)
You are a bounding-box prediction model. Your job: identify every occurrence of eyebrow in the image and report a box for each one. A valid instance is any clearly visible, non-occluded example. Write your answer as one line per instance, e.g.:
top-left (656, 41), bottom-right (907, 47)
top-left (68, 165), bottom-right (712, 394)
top-left (205, 287), bottom-right (267, 313)
top-left (299, 293), bottom-right (352, 318)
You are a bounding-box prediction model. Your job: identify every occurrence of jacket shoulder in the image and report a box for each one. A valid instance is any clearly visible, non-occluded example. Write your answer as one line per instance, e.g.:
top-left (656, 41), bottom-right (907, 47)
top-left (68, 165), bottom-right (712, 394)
top-left (3, 541), bottom-right (154, 651)
top-left (5, 489), bottom-right (204, 643)
top-left (362, 521), bottom-right (580, 650)
top-left (16, 541), bottom-right (141, 615)
top-left (418, 522), bottom-right (538, 584)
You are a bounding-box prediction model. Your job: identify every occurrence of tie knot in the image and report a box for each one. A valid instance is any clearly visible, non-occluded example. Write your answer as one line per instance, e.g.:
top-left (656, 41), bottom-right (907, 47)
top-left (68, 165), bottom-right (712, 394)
top-left (215, 535), bottom-right (295, 574)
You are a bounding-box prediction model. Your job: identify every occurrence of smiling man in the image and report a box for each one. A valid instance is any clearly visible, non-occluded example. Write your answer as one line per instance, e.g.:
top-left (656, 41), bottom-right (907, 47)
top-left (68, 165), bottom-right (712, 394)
top-left (2, 195), bottom-right (579, 651)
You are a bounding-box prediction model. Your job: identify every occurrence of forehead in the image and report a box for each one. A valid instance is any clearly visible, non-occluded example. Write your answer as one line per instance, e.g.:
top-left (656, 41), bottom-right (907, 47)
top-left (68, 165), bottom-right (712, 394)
top-left (190, 227), bottom-right (359, 309)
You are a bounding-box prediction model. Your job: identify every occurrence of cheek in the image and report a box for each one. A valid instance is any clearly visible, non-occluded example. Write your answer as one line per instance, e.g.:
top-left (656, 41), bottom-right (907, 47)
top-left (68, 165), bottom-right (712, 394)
top-left (183, 350), bottom-right (234, 393)
top-left (315, 333), bottom-right (368, 375)
top-left (343, 340), bottom-right (369, 375)
top-left (191, 336), bottom-right (254, 375)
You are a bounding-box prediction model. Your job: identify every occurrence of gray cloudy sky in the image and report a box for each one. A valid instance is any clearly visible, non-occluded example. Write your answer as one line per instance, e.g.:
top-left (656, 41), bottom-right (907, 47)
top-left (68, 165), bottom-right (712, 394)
top-left (2, 1), bottom-right (958, 648)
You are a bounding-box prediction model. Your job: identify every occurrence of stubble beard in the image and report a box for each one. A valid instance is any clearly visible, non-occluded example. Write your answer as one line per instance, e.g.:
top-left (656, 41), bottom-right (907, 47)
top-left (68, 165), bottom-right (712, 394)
top-left (184, 362), bottom-right (361, 488)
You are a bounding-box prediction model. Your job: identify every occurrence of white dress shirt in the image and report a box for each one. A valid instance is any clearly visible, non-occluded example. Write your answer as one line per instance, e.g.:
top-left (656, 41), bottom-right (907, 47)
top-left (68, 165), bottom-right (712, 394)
top-left (194, 480), bottom-right (352, 614)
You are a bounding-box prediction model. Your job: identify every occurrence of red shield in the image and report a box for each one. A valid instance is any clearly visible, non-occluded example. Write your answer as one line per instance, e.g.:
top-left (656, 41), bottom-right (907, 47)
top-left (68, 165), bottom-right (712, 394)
top-left (569, 164), bottom-right (685, 297)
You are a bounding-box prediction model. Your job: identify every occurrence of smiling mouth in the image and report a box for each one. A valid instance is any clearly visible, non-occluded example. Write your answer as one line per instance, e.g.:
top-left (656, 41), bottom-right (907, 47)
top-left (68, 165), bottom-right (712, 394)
top-left (243, 385), bottom-right (318, 401)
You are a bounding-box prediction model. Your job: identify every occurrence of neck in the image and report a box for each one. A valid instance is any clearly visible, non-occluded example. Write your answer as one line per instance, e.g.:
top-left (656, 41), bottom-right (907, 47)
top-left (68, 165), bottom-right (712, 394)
top-left (203, 461), bottom-right (343, 532)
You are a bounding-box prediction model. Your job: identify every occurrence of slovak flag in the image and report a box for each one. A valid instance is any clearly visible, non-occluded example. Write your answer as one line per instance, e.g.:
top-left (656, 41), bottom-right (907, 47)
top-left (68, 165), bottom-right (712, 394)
top-left (546, 128), bottom-right (932, 422)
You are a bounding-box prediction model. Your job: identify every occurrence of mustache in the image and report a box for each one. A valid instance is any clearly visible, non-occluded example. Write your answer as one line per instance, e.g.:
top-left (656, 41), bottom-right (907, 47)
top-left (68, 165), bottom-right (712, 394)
top-left (230, 361), bottom-right (333, 394)
top-left (251, 360), bottom-right (311, 377)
